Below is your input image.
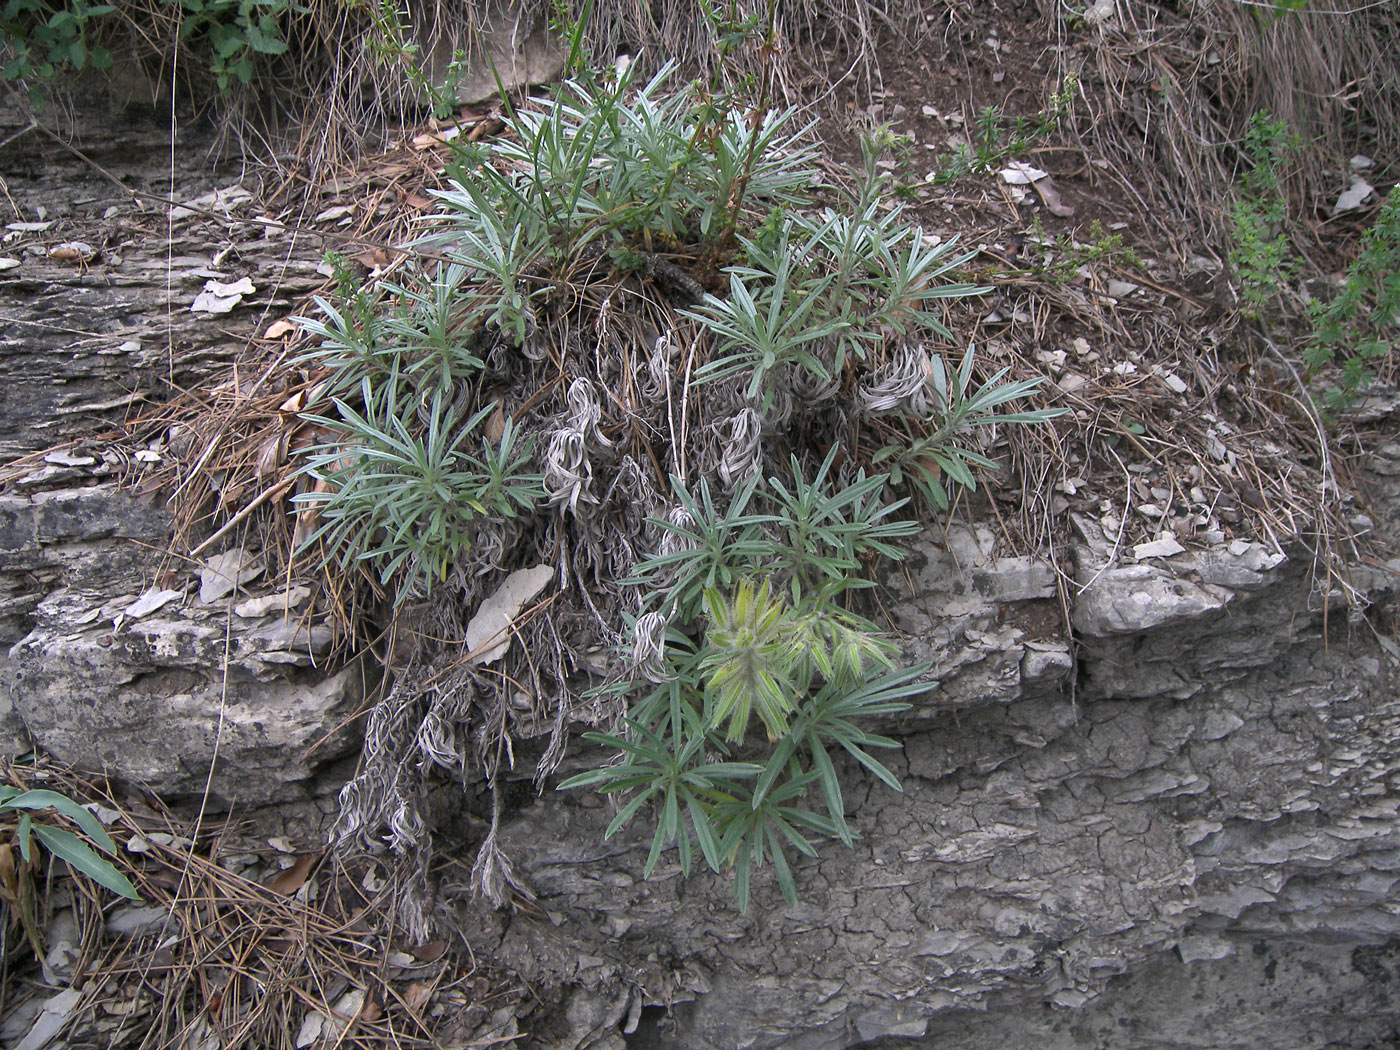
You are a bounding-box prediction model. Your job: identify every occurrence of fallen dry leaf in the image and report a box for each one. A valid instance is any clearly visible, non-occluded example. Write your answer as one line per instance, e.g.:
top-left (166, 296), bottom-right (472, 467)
top-left (465, 565), bottom-right (554, 665)
top-left (402, 981), bottom-right (432, 1013)
top-left (254, 431), bottom-right (288, 480)
top-left (314, 204), bottom-right (355, 222)
top-left (266, 853), bottom-right (319, 895)
top-left (409, 939), bottom-right (447, 962)
top-left (0, 843), bottom-right (19, 908)
top-left (279, 389), bottom-right (310, 415)
top-left (1332, 175), bottom-right (1374, 216)
top-left (233, 585), bottom-right (312, 620)
top-left (999, 162), bottom-right (1048, 185)
top-left (264, 318), bottom-right (297, 340)
top-left (484, 399), bottom-right (506, 443)
top-left (49, 241), bottom-right (97, 263)
top-left (353, 248), bottom-right (393, 270)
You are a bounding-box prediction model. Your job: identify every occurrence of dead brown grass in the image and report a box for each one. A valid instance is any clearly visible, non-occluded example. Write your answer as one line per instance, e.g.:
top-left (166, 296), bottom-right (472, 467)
top-left (1046, 0), bottom-right (1400, 250)
top-left (0, 758), bottom-right (518, 1050)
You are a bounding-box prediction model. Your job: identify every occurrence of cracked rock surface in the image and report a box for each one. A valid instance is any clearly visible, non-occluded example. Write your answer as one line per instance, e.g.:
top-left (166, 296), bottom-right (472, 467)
top-left (0, 484), bottom-right (369, 802)
top-left (448, 525), bottom-right (1400, 1050)
top-left (4, 93), bottom-right (1400, 1050)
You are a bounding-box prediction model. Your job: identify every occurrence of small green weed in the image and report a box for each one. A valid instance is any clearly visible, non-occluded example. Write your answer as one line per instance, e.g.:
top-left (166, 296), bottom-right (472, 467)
top-left (1014, 217), bottom-right (1141, 286)
top-left (1228, 111), bottom-right (1300, 314)
top-left (923, 74), bottom-right (1077, 187)
top-left (1305, 184), bottom-right (1400, 404)
top-left (178, 0), bottom-right (294, 93)
top-left (1227, 110), bottom-right (1396, 405)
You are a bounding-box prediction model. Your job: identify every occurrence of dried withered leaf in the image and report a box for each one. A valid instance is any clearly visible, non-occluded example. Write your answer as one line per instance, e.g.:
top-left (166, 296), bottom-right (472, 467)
top-left (484, 399), bottom-right (506, 443)
top-left (402, 981), bottom-right (432, 1012)
top-left (255, 432), bottom-right (289, 481)
top-left (266, 853), bottom-right (319, 896)
top-left (49, 241), bottom-right (97, 263)
top-left (354, 248), bottom-right (392, 270)
top-left (409, 939), bottom-right (447, 962)
top-left (0, 842), bottom-right (19, 907)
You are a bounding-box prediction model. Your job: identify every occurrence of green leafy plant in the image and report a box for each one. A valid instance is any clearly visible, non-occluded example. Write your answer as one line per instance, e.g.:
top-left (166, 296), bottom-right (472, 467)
top-left (871, 345), bottom-right (1067, 512)
top-left (560, 621), bottom-right (926, 910)
top-left (417, 57), bottom-right (815, 286)
top-left (1304, 184), bottom-right (1400, 404)
top-left (295, 378), bottom-right (543, 597)
top-left (686, 244), bottom-right (847, 405)
top-left (923, 74), bottom-right (1077, 187)
top-left (1229, 111), bottom-right (1300, 313)
top-left (1, 0), bottom-right (113, 97)
top-left (1, 0), bottom-right (294, 96)
top-left (624, 473), bottom-right (776, 620)
top-left (1, 784), bottom-right (139, 899)
top-left (685, 136), bottom-right (986, 407)
top-left (1011, 217), bottom-right (1142, 286)
top-left (177, 0), bottom-right (294, 92)
top-left (289, 28), bottom-right (1063, 909)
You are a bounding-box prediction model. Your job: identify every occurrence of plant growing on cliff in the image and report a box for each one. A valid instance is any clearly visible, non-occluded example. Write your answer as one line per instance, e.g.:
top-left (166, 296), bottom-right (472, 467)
top-left (559, 596), bottom-right (927, 910)
top-left (1226, 110), bottom-right (1396, 406)
top-left (1229, 111), bottom-right (1300, 315)
top-left (291, 13), bottom-right (1064, 912)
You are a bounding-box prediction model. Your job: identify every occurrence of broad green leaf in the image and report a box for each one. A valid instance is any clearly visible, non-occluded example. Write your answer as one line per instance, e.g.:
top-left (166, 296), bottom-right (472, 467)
top-left (32, 825), bottom-right (140, 899)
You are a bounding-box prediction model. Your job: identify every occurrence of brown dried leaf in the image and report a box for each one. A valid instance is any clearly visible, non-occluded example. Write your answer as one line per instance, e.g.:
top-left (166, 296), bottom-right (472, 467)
top-left (49, 241), bottom-right (97, 263)
top-left (410, 939), bottom-right (447, 962)
top-left (401, 192), bottom-right (435, 212)
top-left (254, 432), bottom-right (288, 481)
top-left (266, 853), bottom-right (319, 895)
top-left (264, 318), bottom-right (297, 340)
top-left (484, 399), bottom-right (506, 443)
top-left (279, 388), bottom-right (313, 415)
top-left (0, 843), bottom-right (19, 908)
top-left (402, 981), bottom-right (432, 1012)
top-left (354, 248), bottom-right (392, 270)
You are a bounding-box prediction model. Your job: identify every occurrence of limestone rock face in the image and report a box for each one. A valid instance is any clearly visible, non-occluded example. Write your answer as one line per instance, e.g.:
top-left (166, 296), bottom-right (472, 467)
top-left (0, 485), bottom-right (368, 803)
top-left (4, 90), bottom-right (1399, 1050)
top-left (449, 527), bottom-right (1400, 1050)
top-left (0, 110), bottom-right (363, 802)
